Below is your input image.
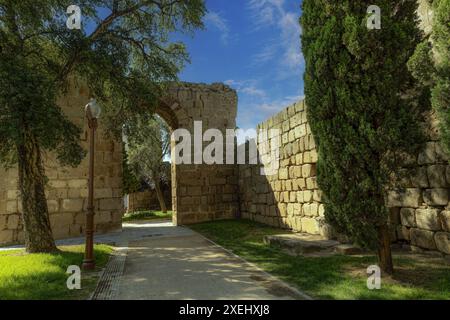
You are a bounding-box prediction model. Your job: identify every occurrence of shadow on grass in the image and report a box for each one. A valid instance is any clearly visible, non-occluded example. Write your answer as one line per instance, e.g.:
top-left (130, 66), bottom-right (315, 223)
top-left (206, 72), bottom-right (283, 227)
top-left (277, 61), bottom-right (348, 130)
top-left (191, 219), bottom-right (450, 300)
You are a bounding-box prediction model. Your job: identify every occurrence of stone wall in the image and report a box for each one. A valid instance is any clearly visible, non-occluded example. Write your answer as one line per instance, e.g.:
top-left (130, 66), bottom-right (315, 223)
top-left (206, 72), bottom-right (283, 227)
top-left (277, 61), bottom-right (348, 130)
top-left (0, 80), bottom-right (124, 245)
top-left (238, 100), bottom-right (450, 256)
top-left (126, 189), bottom-right (172, 213)
top-left (238, 100), bottom-right (328, 237)
top-left (162, 83), bottom-right (239, 225)
top-left (0, 82), bottom-right (239, 246)
top-left (386, 111), bottom-right (450, 255)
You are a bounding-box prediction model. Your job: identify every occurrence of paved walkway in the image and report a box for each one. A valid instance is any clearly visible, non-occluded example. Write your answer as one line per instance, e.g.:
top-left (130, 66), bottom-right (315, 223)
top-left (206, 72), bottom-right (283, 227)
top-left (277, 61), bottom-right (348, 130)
top-left (115, 225), bottom-right (305, 300)
top-left (1, 220), bottom-right (308, 300)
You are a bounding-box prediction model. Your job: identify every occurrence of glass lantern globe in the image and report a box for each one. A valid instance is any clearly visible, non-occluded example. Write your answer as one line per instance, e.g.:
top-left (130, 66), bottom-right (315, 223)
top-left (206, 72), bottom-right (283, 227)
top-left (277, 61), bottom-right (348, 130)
top-left (85, 98), bottom-right (102, 119)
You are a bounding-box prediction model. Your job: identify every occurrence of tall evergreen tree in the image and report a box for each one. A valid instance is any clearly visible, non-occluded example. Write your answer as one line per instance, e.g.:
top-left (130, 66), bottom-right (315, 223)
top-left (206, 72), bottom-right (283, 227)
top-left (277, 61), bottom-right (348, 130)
top-left (0, 0), bottom-right (205, 252)
top-left (301, 0), bottom-right (424, 273)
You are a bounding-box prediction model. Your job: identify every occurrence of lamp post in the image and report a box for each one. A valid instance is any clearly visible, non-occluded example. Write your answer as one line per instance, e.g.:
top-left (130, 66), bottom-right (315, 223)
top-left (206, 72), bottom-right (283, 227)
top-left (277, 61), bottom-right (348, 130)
top-left (82, 98), bottom-right (101, 270)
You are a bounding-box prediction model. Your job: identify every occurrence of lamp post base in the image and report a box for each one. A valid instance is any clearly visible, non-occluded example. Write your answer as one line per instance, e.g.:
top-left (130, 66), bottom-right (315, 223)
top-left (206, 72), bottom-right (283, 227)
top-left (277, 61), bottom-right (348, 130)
top-left (82, 260), bottom-right (96, 270)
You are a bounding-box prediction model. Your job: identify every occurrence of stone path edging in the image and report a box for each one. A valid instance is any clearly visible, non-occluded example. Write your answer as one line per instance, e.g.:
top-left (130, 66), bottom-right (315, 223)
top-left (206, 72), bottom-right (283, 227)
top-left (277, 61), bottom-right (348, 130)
top-left (189, 228), bottom-right (314, 300)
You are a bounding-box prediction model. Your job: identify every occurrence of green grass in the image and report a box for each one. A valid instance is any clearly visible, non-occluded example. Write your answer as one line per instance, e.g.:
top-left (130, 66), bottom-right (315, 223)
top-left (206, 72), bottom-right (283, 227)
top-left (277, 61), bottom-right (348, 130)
top-left (191, 219), bottom-right (450, 300)
top-left (0, 244), bottom-right (113, 300)
top-left (123, 210), bottom-right (173, 222)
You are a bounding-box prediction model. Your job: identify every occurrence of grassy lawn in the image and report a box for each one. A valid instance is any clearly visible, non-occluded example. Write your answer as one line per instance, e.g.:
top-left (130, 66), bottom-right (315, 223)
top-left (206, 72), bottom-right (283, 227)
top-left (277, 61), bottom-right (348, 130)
top-left (123, 210), bottom-right (173, 222)
top-left (191, 219), bottom-right (450, 300)
top-left (0, 244), bottom-right (113, 300)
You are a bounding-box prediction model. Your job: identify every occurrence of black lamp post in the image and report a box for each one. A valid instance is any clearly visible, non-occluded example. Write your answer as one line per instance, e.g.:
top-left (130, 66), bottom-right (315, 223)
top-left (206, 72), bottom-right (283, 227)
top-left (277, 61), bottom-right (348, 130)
top-left (82, 98), bottom-right (101, 270)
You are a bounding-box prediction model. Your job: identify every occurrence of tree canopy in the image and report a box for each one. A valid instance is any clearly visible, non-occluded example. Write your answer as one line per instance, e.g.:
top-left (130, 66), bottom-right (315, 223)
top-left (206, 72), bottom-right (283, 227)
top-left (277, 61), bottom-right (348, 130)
top-left (0, 0), bottom-right (205, 252)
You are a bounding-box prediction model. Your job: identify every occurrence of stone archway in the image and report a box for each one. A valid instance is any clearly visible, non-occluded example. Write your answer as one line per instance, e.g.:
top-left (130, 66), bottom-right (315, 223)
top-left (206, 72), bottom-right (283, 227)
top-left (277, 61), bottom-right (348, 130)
top-left (155, 83), bottom-right (239, 226)
top-left (0, 81), bottom-right (239, 245)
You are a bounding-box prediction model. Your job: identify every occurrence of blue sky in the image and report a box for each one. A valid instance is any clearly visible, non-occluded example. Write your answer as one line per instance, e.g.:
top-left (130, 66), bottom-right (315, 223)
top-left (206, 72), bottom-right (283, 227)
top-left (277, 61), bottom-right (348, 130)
top-left (176, 0), bottom-right (304, 130)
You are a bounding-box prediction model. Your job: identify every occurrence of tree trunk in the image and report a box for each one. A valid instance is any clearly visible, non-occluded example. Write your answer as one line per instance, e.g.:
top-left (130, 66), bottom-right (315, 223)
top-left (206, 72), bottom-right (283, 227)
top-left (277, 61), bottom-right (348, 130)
top-left (377, 224), bottom-right (394, 275)
top-left (153, 175), bottom-right (167, 213)
top-left (17, 130), bottom-right (57, 253)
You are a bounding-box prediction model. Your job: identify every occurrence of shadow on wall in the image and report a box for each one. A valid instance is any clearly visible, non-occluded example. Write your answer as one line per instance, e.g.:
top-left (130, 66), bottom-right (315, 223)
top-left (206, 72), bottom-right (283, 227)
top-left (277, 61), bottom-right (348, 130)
top-left (238, 100), bottom-right (332, 239)
top-left (238, 100), bottom-right (450, 257)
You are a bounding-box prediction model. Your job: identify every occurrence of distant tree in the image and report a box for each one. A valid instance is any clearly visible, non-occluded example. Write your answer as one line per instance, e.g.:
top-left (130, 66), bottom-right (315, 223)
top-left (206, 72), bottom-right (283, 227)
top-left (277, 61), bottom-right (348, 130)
top-left (122, 151), bottom-right (141, 196)
top-left (408, 0), bottom-right (450, 152)
top-left (126, 116), bottom-right (171, 213)
top-left (0, 0), bottom-right (205, 252)
top-left (301, 0), bottom-right (424, 274)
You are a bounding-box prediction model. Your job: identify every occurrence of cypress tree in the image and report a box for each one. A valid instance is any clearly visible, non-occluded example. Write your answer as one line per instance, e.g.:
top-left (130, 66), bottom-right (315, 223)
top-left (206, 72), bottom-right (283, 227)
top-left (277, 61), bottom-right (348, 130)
top-left (301, 0), bottom-right (424, 274)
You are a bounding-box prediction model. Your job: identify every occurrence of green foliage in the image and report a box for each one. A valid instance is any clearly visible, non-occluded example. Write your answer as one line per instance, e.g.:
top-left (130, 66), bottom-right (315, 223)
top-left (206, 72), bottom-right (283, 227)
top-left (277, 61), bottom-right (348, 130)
top-left (125, 115), bottom-right (171, 187)
top-left (409, 0), bottom-right (450, 152)
top-left (0, 0), bottom-right (206, 166)
top-left (122, 210), bottom-right (173, 222)
top-left (122, 150), bottom-right (141, 195)
top-left (301, 1), bottom-right (424, 249)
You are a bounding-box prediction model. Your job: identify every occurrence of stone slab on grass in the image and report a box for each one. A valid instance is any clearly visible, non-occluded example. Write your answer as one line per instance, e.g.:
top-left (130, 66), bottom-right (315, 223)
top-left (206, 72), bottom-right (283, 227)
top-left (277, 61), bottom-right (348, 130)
top-left (263, 233), bottom-right (340, 256)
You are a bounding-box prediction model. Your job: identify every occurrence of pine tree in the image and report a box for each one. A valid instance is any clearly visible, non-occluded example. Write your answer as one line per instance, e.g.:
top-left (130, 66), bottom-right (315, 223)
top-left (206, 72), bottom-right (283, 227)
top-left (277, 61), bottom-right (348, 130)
top-left (301, 0), bottom-right (424, 274)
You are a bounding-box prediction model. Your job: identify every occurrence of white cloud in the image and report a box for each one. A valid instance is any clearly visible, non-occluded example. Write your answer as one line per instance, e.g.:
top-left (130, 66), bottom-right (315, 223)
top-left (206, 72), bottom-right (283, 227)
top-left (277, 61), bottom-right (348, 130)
top-left (225, 79), bottom-right (267, 99)
top-left (247, 0), bottom-right (303, 78)
top-left (237, 94), bottom-right (304, 131)
top-left (258, 95), bottom-right (304, 114)
top-left (204, 11), bottom-right (230, 45)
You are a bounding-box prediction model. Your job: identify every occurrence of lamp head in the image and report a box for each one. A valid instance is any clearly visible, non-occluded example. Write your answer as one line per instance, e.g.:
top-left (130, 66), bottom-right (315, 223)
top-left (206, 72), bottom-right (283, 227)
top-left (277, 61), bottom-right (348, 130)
top-left (85, 98), bottom-right (102, 120)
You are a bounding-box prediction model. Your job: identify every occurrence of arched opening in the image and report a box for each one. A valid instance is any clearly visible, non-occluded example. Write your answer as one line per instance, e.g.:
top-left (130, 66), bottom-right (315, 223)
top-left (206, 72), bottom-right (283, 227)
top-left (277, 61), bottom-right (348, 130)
top-left (122, 103), bottom-right (178, 225)
top-left (123, 83), bottom-right (239, 227)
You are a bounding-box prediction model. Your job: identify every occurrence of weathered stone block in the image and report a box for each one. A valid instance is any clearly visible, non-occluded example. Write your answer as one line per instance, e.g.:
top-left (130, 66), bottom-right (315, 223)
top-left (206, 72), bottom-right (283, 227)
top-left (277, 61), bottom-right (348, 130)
top-left (279, 168), bottom-right (288, 180)
top-left (302, 164), bottom-right (316, 178)
top-left (49, 180), bottom-right (68, 189)
top-left (52, 225), bottom-right (70, 239)
top-left (301, 217), bottom-right (320, 235)
top-left (446, 166), bottom-right (450, 186)
top-left (303, 190), bottom-right (313, 203)
top-left (0, 215), bottom-right (7, 230)
top-left (427, 165), bottom-right (447, 187)
top-left (415, 208), bottom-right (441, 231)
top-left (397, 225), bottom-right (411, 241)
top-left (51, 213), bottom-right (74, 228)
top-left (318, 204), bottom-right (325, 217)
top-left (410, 228), bottom-right (436, 250)
top-left (0, 230), bottom-right (14, 244)
top-left (6, 201), bottom-right (18, 214)
top-left (434, 232), bottom-right (450, 254)
top-left (313, 190), bottom-right (322, 202)
top-left (441, 211), bottom-right (450, 232)
top-left (423, 188), bottom-right (448, 206)
top-left (62, 199), bottom-right (84, 212)
top-left (387, 189), bottom-right (421, 208)
top-left (411, 167), bottom-right (429, 188)
top-left (7, 190), bottom-right (18, 200)
top-left (96, 212), bottom-right (112, 224)
top-left (99, 198), bottom-right (122, 211)
top-left (400, 208), bottom-right (416, 227)
top-left (94, 188), bottom-right (114, 199)
top-left (418, 142), bottom-right (436, 165)
top-left (67, 189), bottom-right (81, 199)
top-left (7, 215), bottom-right (20, 229)
top-left (68, 179), bottom-right (88, 188)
